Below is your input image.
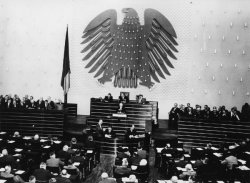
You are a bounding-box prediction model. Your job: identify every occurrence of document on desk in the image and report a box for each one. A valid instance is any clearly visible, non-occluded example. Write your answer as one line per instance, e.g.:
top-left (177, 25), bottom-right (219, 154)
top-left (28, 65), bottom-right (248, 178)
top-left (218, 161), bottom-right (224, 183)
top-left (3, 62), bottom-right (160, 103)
top-left (156, 148), bottom-right (164, 153)
top-left (238, 165), bottom-right (250, 171)
top-left (0, 180), bottom-right (7, 183)
top-left (15, 170), bottom-right (25, 174)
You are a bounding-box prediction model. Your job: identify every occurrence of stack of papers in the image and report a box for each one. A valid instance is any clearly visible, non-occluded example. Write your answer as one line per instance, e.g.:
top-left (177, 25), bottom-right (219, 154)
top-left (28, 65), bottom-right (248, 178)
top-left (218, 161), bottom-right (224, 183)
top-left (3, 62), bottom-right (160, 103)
top-left (177, 148), bottom-right (183, 151)
top-left (15, 170), bottom-right (25, 175)
top-left (213, 153), bottom-right (223, 157)
top-left (238, 159), bottom-right (246, 165)
top-left (211, 147), bottom-right (219, 151)
top-left (23, 136), bottom-right (32, 140)
top-left (43, 146), bottom-right (50, 149)
top-left (15, 149), bottom-right (23, 152)
top-left (245, 151), bottom-right (250, 155)
top-left (165, 154), bottom-right (172, 157)
top-left (40, 139), bottom-right (47, 142)
top-left (53, 140), bottom-right (61, 144)
top-left (87, 150), bottom-right (93, 153)
top-left (8, 140), bottom-right (15, 143)
top-left (0, 132), bottom-right (6, 135)
top-left (0, 168), bottom-right (5, 172)
top-left (184, 154), bottom-right (190, 158)
top-left (0, 180), bottom-right (7, 183)
top-left (196, 148), bottom-right (203, 151)
top-left (13, 154), bottom-right (21, 157)
top-left (238, 166), bottom-right (250, 171)
top-left (156, 148), bottom-right (164, 153)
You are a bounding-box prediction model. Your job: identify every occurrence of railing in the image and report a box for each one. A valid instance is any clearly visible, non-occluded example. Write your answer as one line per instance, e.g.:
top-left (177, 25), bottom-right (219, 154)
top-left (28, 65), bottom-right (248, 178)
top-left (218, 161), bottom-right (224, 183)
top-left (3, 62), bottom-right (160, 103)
top-left (0, 108), bottom-right (65, 137)
top-left (178, 117), bottom-right (250, 148)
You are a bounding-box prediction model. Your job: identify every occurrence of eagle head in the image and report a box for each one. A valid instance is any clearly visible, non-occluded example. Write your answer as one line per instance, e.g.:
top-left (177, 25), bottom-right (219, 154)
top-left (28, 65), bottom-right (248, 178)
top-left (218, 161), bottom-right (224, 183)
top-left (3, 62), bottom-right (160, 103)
top-left (122, 8), bottom-right (138, 18)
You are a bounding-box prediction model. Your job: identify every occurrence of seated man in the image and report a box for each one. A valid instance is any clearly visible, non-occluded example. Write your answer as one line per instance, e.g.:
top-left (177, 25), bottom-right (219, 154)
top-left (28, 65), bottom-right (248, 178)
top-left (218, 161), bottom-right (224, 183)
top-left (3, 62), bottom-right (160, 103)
top-left (104, 125), bottom-right (116, 138)
top-left (57, 145), bottom-right (71, 164)
top-left (230, 107), bottom-right (241, 121)
top-left (126, 125), bottom-right (137, 139)
top-left (104, 93), bottom-right (113, 102)
top-left (119, 93), bottom-right (129, 104)
top-left (33, 162), bottom-right (53, 182)
top-left (0, 149), bottom-right (15, 167)
top-left (46, 151), bottom-right (64, 168)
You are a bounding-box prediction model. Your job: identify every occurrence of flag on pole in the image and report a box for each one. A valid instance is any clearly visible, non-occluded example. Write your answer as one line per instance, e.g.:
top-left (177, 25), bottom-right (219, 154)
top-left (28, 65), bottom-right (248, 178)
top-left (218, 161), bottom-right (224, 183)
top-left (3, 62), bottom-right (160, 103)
top-left (61, 26), bottom-right (71, 100)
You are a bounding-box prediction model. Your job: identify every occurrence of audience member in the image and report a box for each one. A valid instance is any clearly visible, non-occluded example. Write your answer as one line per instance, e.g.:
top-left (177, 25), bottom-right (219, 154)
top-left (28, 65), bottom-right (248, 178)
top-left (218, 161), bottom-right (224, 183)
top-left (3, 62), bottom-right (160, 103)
top-left (119, 93), bottom-right (129, 104)
top-left (104, 125), bottom-right (116, 138)
top-left (96, 119), bottom-right (104, 138)
top-left (28, 175), bottom-right (36, 183)
top-left (46, 151), bottom-right (64, 168)
top-left (0, 165), bottom-right (14, 179)
top-left (104, 93), bottom-right (113, 102)
top-left (169, 103), bottom-right (180, 130)
top-left (33, 162), bottom-right (53, 182)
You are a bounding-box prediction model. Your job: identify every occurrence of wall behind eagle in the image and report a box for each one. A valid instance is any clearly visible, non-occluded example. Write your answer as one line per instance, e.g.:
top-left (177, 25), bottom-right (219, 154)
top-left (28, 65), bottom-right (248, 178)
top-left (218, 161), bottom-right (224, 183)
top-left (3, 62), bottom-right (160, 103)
top-left (0, 0), bottom-right (249, 119)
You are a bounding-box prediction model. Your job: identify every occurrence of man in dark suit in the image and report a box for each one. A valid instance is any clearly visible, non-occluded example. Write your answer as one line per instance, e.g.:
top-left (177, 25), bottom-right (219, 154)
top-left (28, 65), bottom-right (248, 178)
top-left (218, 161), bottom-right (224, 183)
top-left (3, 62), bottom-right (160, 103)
top-left (104, 125), bottom-right (116, 138)
top-left (230, 107), bottom-right (241, 121)
top-left (104, 93), bottom-right (113, 102)
top-left (33, 162), bottom-right (53, 182)
top-left (119, 93), bottom-right (129, 104)
top-left (96, 119), bottom-right (104, 138)
top-left (126, 125), bottom-right (137, 139)
top-left (169, 103), bottom-right (180, 130)
top-left (0, 149), bottom-right (15, 167)
top-left (37, 97), bottom-right (45, 109)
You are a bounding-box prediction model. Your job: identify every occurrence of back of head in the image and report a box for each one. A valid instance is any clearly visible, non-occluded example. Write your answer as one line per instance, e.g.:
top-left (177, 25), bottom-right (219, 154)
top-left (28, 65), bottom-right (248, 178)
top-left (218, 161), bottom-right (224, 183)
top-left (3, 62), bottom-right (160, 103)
top-left (63, 145), bottom-right (69, 152)
top-left (34, 134), bottom-right (39, 140)
top-left (170, 176), bottom-right (178, 183)
top-left (13, 175), bottom-right (25, 183)
top-left (29, 175), bottom-right (36, 183)
top-left (101, 172), bottom-right (108, 180)
top-left (2, 149), bottom-right (8, 156)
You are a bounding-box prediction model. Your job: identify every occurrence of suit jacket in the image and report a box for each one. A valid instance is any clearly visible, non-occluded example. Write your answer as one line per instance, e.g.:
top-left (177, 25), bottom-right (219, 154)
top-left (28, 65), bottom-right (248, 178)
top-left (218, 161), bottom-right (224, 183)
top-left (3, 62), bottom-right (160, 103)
top-left (137, 149), bottom-right (147, 159)
top-left (119, 96), bottom-right (129, 103)
top-left (33, 168), bottom-right (53, 181)
top-left (46, 157), bottom-right (63, 167)
top-left (56, 176), bottom-right (72, 183)
top-left (96, 124), bottom-right (104, 138)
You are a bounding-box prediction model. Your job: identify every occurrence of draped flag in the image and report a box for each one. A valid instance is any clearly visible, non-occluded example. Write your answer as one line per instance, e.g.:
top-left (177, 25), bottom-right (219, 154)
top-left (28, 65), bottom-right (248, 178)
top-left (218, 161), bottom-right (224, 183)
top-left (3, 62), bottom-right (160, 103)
top-left (61, 26), bottom-right (71, 102)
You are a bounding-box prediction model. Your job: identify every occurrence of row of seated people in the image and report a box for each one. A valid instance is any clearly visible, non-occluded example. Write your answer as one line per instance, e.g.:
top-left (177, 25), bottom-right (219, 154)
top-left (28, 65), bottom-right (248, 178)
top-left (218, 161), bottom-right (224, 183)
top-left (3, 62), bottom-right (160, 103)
top-left (154, 138), bottom-right (250, 182)
top-left (0, 131), bottom-right (100, 183)
top-left (93, 120), bottom-right (150, 147)
top-left (0, 94), bottom-right (64, 110)
top-left (169, 102), bottom-right (250, 127)
top-left (98, 92), bottom-right (147, 104)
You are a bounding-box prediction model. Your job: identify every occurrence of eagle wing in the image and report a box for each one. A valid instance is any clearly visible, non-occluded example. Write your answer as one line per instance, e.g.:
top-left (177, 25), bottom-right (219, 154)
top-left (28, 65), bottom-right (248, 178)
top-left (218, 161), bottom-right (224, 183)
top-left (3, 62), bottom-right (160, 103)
top-left (81, 9), bottom-right (117, 80)
top-left (141, 8), bottom-right (178, 88)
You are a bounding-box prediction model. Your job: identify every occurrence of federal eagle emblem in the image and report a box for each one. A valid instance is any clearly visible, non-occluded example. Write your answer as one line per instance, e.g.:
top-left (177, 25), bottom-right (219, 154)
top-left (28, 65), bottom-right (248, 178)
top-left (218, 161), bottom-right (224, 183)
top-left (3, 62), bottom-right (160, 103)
top-left (81, 8), bottom-right (178, 88)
